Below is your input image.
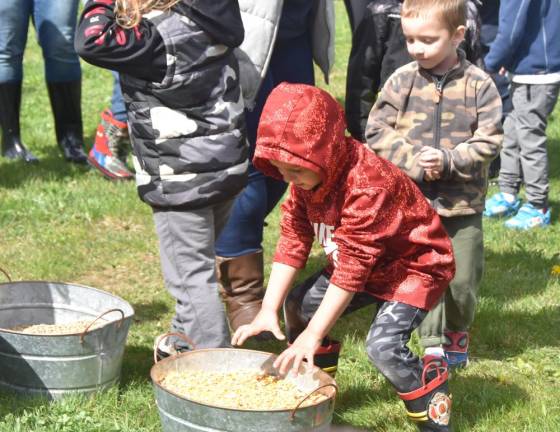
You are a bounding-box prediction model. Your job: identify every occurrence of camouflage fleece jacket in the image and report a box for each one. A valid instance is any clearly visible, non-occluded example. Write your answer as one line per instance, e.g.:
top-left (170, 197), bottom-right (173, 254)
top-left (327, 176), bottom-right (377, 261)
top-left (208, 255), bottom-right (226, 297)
top-left (365, 53), bottom-right (503, 217)
top-left (345, 0), bottom-right (483, 142)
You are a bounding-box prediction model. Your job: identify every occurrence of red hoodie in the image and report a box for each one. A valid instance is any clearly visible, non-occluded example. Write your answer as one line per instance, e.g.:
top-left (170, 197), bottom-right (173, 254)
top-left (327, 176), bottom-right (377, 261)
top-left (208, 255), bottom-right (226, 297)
top-left (253, 83), bottom-right (455, 310)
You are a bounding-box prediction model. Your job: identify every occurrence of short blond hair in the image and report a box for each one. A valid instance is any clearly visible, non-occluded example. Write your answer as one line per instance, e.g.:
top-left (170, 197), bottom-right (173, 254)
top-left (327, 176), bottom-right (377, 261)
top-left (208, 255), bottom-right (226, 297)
top-left (402, 0), bottom-right (466, 33)
top-left (115, 0), bottom-right (181, 28)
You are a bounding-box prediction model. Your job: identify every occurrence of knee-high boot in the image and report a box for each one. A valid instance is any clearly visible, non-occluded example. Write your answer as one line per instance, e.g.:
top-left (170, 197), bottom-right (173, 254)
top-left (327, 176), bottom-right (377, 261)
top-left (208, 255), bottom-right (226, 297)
top-left (47, 80), bottom-right (87, 164)
top-left (217, 251), bottom-right (265, 331)
top-left (398, 356), bottom-right (452, 431)
top-left (0, 82), bottom-right (38, 163)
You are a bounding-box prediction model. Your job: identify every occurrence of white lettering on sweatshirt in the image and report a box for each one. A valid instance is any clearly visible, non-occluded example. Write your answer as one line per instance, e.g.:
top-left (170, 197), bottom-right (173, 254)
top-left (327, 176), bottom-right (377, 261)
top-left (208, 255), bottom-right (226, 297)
top-left (313, 222), bottom-right (339, 266)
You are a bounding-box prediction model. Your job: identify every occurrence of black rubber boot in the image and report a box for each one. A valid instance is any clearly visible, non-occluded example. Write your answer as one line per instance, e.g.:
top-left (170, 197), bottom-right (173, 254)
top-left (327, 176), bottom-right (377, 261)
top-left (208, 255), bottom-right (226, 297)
top-left (313, 338), bottom-right (342, 377)
top-left (0, 82), bottom-right (39, 163)
top-left (47, 80), bottom-right (87, 164)
top-left (398, 356), bottom-right (452, 431)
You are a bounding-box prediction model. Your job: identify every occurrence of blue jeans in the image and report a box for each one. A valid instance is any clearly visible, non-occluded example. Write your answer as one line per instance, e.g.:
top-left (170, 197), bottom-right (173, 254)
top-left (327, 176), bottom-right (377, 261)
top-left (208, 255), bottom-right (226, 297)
top-left (111, 71), bottom-right (128, 123)
top-left (215, 31), bottom-right (315, 257)
top-left (0, 0), bottom-right (81, 83)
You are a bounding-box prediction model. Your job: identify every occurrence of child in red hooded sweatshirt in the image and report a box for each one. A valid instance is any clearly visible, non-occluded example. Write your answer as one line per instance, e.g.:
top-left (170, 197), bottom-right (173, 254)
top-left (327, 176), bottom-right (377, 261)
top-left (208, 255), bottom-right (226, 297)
top-left (232, 83), bottom-right (456, 432)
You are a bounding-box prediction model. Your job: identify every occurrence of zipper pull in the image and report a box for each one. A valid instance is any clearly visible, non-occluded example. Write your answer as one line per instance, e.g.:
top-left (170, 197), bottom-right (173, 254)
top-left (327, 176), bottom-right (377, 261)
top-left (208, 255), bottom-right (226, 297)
top-left (433, 85), bottom-right (442, 103)
top-left (432, 73), bottom-right (448, 104)
top-left (434, 87), bottom-right (442, 103)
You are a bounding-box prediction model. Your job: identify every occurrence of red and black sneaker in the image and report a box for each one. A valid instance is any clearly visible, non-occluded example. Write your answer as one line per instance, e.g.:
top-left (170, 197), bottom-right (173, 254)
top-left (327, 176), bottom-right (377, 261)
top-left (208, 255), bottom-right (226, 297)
top-left (88, 109), bottom-right (134, 180)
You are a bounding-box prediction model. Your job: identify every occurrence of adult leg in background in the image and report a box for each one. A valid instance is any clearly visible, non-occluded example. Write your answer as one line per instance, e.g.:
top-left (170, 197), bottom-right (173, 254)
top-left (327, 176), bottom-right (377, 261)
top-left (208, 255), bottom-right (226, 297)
top-left (0, 0), bottom-right (38, 162)
top-left (498, 83), bottom-right (526, 198)
top-left (514, 83), bottom-right (560, 209)
top-left (35, 0), bottom-right (87, 163)
top-left (215, 29), bottom-right (315, 332)
top-left (343, 0), bottom-right (372, 32)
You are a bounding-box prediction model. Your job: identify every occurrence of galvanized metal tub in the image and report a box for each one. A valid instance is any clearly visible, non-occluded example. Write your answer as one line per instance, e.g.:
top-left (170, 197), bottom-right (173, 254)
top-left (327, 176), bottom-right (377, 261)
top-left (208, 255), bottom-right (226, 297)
top-left (0, 280), bottom-right (134, 399)
top-left (151, 348), bottom-right (337, 432)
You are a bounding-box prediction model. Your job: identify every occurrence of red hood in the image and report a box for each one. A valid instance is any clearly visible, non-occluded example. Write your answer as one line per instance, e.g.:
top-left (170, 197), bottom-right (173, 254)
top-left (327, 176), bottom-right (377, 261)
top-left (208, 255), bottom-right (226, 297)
top-left (253, 83), bottom-right (351, 202)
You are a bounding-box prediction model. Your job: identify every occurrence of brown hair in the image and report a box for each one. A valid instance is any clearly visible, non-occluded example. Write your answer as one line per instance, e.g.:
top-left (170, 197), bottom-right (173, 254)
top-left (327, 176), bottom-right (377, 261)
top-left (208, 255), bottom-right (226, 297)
top-left (115, 0), bottom-right (181, 28)
top-left (401, 0), bottom-right (466, 33)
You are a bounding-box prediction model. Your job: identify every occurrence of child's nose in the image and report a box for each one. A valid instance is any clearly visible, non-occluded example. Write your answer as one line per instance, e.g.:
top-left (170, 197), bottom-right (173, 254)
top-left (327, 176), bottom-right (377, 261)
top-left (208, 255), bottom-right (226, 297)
top-left (410, 42), bottom-right (423, 55)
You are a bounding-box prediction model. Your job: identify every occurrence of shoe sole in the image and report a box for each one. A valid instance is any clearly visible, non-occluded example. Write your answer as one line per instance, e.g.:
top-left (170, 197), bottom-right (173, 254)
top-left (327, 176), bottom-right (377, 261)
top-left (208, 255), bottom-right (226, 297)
top-left (504, 221), bottom-right (550, 230)
top-left (483, 205), bottom-right (521, 218)
top-left (87, 156), bottom-right (134, 181)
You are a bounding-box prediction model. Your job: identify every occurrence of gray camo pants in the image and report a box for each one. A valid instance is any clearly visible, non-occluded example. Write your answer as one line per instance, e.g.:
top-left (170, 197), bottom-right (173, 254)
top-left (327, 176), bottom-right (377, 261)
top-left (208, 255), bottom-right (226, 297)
top-left (499, 82), bottom-right (560, 208)
top-left (152, 199), bottom-right (234, 349)
top-left (284, 270), bottom-right (427, 393)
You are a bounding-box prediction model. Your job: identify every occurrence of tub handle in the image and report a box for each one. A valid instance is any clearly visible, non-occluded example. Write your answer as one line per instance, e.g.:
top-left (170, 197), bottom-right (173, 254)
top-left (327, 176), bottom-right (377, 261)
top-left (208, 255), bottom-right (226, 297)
top-left (0, 267), bottom-right (11, 282)
top-left (80, 308), bottom-right (125, 344)
top-left (153, 332), bottom-right (197, 364)
top-left (290, 383), bottom-right (339, 421)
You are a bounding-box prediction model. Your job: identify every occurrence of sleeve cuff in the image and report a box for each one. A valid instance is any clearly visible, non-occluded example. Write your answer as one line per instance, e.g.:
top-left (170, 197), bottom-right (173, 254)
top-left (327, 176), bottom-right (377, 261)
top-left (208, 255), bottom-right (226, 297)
top-left (273, 251), bottom-right (307, 270)
top-left (329, 267), bottom-right (369, 293)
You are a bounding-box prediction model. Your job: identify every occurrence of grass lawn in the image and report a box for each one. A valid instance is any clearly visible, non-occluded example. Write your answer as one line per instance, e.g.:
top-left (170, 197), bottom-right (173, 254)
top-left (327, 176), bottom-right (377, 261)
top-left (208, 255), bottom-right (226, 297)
top-left (1, 2), bottom-right (560, 431)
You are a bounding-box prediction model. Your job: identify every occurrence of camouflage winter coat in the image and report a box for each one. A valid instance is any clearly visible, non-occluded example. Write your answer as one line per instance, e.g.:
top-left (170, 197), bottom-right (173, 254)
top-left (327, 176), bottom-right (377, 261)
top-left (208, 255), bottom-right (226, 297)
top-left (365, 53), bottom-right (503, 217)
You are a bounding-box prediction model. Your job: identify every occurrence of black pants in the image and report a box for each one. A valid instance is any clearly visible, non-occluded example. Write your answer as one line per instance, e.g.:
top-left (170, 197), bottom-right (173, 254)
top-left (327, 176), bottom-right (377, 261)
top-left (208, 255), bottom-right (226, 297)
top-left (343, 0), bottom-right (373, 32)
top-left (284, 270), bottom-right (427, 393)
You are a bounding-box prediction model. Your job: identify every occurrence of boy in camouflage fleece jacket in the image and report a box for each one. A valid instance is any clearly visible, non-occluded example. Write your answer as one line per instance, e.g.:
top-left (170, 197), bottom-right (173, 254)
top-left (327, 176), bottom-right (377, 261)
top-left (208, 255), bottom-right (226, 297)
top-left (365, 0), bottom-right (503, 370)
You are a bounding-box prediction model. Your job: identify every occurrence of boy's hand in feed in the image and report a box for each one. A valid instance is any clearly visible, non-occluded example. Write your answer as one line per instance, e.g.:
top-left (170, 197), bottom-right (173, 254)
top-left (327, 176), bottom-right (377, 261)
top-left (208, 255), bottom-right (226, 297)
top-left (231, 307), bottom-right (285, 346)
top-left (273, 328), bottom-right (322, 376)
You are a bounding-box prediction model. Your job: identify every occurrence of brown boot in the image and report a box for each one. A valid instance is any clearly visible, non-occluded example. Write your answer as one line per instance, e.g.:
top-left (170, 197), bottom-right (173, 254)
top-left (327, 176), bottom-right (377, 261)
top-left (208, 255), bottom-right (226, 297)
top-left (217, 251), bottom-right (265, 332)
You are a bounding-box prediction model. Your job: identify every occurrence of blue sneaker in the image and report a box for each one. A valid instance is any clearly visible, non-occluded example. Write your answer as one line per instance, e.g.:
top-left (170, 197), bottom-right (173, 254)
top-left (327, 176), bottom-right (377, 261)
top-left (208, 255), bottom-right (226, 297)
top-left (483, 192), bottom-right (521, 218)
top-left (504, 203), bottom-right (551, 230)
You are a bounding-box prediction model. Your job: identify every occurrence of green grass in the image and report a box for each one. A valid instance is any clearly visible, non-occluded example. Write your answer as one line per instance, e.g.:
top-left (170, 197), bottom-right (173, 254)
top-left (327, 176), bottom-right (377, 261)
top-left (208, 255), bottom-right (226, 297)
top-left (1, 2), bottom-right (560, 431)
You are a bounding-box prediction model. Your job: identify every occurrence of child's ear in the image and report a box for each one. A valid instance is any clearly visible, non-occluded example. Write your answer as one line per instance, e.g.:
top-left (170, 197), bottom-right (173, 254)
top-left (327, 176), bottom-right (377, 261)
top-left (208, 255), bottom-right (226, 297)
top-left (452, 25), bottom-right (466, 47)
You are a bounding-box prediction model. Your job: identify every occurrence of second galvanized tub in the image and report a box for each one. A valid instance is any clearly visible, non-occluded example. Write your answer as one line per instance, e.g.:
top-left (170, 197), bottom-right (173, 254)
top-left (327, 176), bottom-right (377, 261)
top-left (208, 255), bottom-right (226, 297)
top-left (0, 280), bottom-right (134, 399)
top-left (151, 348), bottom-right (337, 432)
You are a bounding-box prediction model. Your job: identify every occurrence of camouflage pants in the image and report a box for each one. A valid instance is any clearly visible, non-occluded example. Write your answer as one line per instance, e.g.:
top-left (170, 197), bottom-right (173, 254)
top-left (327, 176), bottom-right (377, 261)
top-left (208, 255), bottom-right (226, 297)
top-left (284, 270), bottom-right (427, 393)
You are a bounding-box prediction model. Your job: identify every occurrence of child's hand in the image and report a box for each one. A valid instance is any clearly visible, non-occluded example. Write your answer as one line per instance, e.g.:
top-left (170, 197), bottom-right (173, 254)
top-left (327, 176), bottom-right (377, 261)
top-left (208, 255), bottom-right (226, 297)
top-left (424, 168), bottom-right (441, 181)
top-left (273, 329), bottom-right (322, 376)
top-left (419, 146), bottom-right (444, 172)
top-left (231, 307), bottom-right (285, 346)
